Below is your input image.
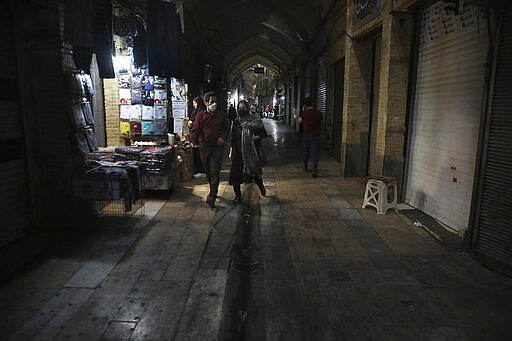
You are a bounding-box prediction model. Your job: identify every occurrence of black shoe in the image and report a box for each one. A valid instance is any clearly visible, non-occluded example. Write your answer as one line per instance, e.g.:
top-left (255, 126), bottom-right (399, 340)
top-left (258, 185), bottom-right (266, 197)
top-left (206, 195), bottom-right (215, 208)
top-left (312, 171), bottom-right (318, 178)
top-left (231, 195), bottom-right (241, 205)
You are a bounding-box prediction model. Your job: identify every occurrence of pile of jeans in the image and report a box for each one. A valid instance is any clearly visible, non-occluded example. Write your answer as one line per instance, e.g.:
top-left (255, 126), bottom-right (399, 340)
top-left (73, 160), bottom-right (142, 212)
top-left (140, 145), bottom-right (175, 174)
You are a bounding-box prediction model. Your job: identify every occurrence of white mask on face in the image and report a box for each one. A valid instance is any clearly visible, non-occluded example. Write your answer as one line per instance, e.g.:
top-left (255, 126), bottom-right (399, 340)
top-left (208, 103), bottom-right (217, 112)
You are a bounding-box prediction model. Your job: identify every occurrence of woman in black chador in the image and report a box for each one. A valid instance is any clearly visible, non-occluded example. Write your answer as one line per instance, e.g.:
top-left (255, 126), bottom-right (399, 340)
top-left (189, 96), bottom-right (206, 177)
top-left (229, 100), bottom-right (267, 204)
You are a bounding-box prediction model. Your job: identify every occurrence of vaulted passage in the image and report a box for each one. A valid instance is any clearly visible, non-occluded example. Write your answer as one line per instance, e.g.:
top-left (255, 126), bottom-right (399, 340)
top-left (2, 1), bottom-right (512, 339)
top-left (2, 120), bottom-right (511, 340)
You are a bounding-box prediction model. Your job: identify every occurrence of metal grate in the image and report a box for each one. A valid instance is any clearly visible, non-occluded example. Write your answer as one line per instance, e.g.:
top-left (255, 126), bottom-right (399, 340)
top-left (95, 199), bottom-right (145, 217)
top-left (473, 8), bottom-right (512, 276)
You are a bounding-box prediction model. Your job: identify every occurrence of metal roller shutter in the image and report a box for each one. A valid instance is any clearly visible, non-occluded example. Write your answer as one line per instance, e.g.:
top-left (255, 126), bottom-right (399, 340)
top-left (316, 54), bottom-right (327, 115)
top-left (405, 2), bottom-right (489, 233)
top-left (473, 8), bottom-right (512, 275)
top-left (332, 58), bottom-right (344, 161)
top-left (0, 3), bottom-right (31, 247)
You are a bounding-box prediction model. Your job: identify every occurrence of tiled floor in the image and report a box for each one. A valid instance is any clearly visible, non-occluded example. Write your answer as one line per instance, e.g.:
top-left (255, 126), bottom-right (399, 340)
top-left (1, 119), bottom-right (512, 340)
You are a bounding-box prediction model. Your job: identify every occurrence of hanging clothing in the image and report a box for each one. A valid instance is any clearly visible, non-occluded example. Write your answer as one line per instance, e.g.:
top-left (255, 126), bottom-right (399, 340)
top-left (92, 0), bottom-right (114, 78)
top-left (147, 0), bottom-right (182, 78)
top-left (133, 18), bottom-right (147, 68)
top-left (63, 0), bottom-right (114, 77)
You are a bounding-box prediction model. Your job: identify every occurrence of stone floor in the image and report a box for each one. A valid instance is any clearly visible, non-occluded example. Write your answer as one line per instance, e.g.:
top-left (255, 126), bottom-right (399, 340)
top-left (1, 119), bottom-right (511, 340)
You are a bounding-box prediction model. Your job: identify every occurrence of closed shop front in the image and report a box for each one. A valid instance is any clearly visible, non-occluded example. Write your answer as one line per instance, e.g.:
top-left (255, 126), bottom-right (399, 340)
top-left (405, 1), bottom-right (489, 233)
top-left (469, 6), bottom-right (512, 276)
top-left (332, 58), bottom-right (344, 161)
top-left (316, 54), bottom-right (327, 116)
top-left (0, 3), bottom-right (32, 247)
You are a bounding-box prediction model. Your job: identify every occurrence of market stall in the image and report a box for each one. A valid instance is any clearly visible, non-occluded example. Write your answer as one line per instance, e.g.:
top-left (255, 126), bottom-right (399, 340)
top-left (66, 8), bottom-right (192, 214)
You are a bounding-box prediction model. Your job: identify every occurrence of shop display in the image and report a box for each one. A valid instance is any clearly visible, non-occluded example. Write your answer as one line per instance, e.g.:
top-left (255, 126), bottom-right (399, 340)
top-left (140, 145), bottom-right (176, 191)
top-left (154, 106), bottom-right (166, 120)
top-left (69, 46), bottom-right (192, 205)
top-left (120, 120), bottom-right (130, 136)
top-left (116, 61), bottom-right (169, 138)
top-left (84, 145), bottom-right (178, 192)
top-left (66, 69), bottom-right (98, 155)
top-left (142, 106), bottom-right (154, 120)
top-left (69, 102), bottom-right (87, 129)
top-left (65, 66), bottom-right (143, 211)
top-left (111, 57), bottom-right (188, 192)
top-left (168, 78), bottom-right (187, 136)
top-left (73, 130), bottom-right (91, 155)
top-left (154, 121), bottom-right (166, 135)
top-left (142, 121), bottom-right (154, 135)
top-left (66, 12), bottom-right (192, 209)
top-left (72, 160), bottom-right (142, 212)
top-left (84, 128), bottom-right (99, 152)
top-left (114, 146), bottom-right (146, 160)
top-left (81, 102), bottom-right (94, 126)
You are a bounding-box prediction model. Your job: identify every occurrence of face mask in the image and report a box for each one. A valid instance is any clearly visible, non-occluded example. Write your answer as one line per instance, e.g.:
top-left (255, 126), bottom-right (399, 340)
top-left (238, 109), bottom-right (249, 117)
top-left (208, 103), bottom-right (217, 112)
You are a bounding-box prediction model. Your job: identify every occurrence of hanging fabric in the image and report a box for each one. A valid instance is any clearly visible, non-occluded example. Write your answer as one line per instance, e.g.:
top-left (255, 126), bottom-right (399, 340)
top-left (147, 0), bottom-right (182, 78)
top-left (92, 0), bottom-right (115, 78)
top-left (64, 0), bottom-right (114, 77)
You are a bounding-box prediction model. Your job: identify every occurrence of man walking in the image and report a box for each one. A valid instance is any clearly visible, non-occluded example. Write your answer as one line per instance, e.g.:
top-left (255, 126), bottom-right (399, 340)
top-left (298, 97), bottom-right (323, 178)
top-left (190, 92), bottom-right (229, 208)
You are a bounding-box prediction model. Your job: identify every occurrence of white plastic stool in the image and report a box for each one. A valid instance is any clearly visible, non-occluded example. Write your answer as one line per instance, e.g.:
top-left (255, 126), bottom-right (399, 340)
top-left (362, 175), bottom-right (398, 215)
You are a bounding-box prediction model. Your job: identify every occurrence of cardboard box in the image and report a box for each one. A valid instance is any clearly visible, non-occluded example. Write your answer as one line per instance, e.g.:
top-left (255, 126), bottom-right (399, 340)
top-left (180, 153), bottom-right (192, 181)
top-left (142, 173), bottom-right (173, 191)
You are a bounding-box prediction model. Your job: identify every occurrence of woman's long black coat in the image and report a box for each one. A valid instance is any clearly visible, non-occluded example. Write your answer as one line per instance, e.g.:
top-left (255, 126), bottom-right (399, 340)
top-left (229, 116), bottom-right (267, 185)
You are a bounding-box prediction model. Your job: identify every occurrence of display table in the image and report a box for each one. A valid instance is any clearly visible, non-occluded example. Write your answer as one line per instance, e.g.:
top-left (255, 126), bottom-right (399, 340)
top-left (72, 161), bottom-right (142, 212)
top-left (139, 145), bottom-right (176, 191)
top-left (107, 145), bottom-right (177, 191)
top-left (72, 145), bottom-right (178, 213)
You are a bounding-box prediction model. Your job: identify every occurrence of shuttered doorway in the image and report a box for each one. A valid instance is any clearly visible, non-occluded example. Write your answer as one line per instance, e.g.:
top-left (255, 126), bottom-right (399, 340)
top-left (0, 3), bottom-right (32, 247)
top-left (332, 58), bottom-right (344, 161)
top-left (405, 2), bottom-right (489, 233)
top-left (471, 7), bottom-right (512, 275)
top-left (316, 54), bottom-right (327, 116)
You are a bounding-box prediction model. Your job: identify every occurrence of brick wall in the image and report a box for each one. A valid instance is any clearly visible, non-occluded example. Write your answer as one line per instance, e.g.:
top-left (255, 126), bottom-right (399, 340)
top-left (377, 5), bottom-right (414, 153)
top-left (382, 13), bottom-right (414, 157)
top-left (339, 0), bottom-right (414, 179)
top-left (341, 4), bottom-right (374, 176)
top-left (342, 37), bottom-right (373, 144)
top-left (375, 6), bottom-right (414, 190)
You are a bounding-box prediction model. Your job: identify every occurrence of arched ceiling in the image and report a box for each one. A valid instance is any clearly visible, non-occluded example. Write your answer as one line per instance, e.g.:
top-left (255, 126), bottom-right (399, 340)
top-left (115, 0), bottom-right (342, 93)
top-left (184, 0), bottom-right (339, 82)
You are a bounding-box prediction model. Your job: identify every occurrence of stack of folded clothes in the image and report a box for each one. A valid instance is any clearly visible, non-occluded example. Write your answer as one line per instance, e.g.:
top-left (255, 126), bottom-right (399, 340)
top-left (140, 145), bottom-right (175, 173)
top-left (114, 146), bottom-right (146, 160)
top-left (85, 147), bottom-right (118, 162)
top-left (73, 161), bottom-right (142, 212)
